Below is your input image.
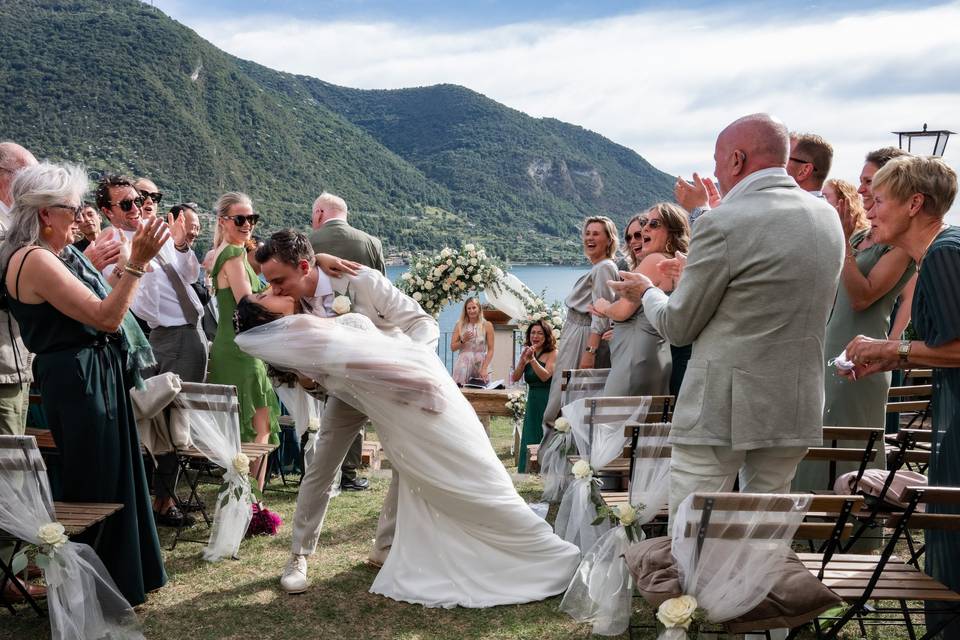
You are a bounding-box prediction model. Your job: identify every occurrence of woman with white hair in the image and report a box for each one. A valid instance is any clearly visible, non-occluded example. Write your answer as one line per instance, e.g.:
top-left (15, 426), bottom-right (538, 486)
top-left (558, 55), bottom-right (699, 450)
top-left (0, 162), bottom-right (168, 605)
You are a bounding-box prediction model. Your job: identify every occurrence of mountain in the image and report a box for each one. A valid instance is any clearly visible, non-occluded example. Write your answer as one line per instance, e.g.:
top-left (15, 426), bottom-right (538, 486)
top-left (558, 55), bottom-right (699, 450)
top-left (0, 0), bottom-right (675, 261)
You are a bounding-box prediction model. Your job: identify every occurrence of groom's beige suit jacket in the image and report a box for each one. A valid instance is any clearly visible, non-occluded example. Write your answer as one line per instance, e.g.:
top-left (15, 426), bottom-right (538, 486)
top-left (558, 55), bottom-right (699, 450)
top-left (643, 171), bottom-right (844, 450)
top-left (331, 267), bottom-right (439, 349)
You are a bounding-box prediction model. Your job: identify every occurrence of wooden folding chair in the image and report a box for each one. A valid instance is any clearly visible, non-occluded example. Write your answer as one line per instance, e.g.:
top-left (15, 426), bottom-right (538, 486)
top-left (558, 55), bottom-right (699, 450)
top-left (802, 486), bottom-right (960, 640)
top-left (0, 435), bottom-right (121, 616)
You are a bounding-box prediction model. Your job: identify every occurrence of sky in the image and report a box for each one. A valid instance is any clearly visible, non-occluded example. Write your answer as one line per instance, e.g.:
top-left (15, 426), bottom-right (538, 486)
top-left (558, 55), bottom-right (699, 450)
top-left (151, 0), bottom-right (960, 219)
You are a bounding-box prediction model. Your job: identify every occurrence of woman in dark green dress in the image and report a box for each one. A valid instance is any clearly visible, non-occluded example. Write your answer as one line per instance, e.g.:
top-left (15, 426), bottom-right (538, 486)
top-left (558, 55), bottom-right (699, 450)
top-left (207, 192), bottom-right (280, 449)
top-left (842, 155), bottom-right (958, 638)
top-left (0, 162), bottom-right (168, 606)
top-left (511, 320), bottom-right (556, 473)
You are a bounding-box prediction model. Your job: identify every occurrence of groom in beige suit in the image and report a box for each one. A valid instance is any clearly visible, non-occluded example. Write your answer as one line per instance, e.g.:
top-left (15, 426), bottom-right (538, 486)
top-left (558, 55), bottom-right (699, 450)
top-left (256, 230), bottom-right (439, 593)
top-left (612, 113), bottom-right (844, 515)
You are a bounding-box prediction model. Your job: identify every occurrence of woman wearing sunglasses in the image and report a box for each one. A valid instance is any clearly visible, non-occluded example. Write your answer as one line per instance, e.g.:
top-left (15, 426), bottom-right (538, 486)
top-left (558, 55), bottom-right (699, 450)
top-left (207, 192), bottom-right (281, 466)
top-left (591, 203), bottom-right (690, 397)
top-left (0, 162), bottom-right (169, 606)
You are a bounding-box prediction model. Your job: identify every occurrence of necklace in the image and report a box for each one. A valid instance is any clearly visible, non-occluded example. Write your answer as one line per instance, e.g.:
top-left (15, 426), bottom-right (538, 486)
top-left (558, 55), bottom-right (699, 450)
top-left (918, 223), bottom-right (949, 268)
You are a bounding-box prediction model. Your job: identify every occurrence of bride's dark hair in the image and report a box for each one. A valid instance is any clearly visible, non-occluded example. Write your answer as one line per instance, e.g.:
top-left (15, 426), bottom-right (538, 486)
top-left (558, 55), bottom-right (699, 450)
top-left (233, 296), bottom-right (282, 334)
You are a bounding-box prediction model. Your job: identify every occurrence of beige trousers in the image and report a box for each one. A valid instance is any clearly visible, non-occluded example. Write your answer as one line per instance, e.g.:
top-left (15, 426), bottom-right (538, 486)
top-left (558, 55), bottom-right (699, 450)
top-left (290, 395), bottom-right (396, 562)
top-left (669, 443), bottom-right (809, 519)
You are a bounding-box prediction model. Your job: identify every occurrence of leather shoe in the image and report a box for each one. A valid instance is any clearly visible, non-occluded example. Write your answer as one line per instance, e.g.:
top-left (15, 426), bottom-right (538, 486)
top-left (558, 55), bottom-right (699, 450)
top-left (1, 577), bottom-right (46, 603)
top-left (280, 554), bottom-right (308, 594)
top-left (155, 506), bottom-right (196, 528)
top-left (340, 477), bottom-right (369, 491)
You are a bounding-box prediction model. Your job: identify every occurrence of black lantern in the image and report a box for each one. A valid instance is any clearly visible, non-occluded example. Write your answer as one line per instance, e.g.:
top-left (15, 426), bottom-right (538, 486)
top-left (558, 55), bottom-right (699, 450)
top-left (893, 123), bottom-right (954, 157)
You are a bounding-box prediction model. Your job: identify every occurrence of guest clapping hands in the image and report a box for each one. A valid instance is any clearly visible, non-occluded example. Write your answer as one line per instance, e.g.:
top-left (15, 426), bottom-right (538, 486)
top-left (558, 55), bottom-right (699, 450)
top-left (591, 204), bottom-right (689, 396)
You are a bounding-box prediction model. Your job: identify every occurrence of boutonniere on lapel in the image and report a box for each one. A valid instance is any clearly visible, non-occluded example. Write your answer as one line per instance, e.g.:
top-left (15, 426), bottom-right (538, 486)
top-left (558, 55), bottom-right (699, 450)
top-left (331, 283), bottom-right (353, 315)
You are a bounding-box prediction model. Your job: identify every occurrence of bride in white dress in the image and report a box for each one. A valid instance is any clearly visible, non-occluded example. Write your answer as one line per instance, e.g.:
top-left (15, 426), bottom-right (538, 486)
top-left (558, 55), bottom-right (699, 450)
top-left (233, 295), bottom-right (580, 608)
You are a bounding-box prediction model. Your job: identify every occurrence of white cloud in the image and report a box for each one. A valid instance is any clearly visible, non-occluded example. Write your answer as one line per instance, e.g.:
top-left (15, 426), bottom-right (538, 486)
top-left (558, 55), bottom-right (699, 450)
top-left (168, 1), bottom-right (960, 219)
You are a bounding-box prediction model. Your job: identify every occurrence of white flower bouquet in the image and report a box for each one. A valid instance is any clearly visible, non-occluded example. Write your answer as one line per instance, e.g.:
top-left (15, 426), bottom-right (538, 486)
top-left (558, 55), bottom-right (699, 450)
top-left (396, 244), bottom-right (503, 317)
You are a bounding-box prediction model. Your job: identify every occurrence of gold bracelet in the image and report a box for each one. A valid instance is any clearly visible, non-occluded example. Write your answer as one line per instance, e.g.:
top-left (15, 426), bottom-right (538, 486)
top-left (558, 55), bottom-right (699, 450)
top-left (123, 264), bottom-right (145, 278)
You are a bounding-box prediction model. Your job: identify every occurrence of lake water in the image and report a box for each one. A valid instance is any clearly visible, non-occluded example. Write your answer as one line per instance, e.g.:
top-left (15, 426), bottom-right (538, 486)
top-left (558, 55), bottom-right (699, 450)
top-left (385, 264), bottom-right (588, 335)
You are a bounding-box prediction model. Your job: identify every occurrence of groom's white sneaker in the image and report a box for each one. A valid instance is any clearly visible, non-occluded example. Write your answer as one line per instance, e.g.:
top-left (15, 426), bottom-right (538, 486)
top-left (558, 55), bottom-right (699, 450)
top-left (280, 554), bottom-right (308, 594)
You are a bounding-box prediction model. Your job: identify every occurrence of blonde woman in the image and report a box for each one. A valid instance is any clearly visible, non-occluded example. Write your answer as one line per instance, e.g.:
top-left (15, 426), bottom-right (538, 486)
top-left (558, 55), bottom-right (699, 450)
top-left (451, 297), bottom-right (495, 385)
top-left (541, 216), bottom-right (619, 431)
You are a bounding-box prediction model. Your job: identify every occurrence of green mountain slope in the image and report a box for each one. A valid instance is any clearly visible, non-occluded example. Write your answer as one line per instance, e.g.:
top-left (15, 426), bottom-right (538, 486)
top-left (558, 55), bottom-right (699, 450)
top-left (0, 0), bottom-right (674, 261)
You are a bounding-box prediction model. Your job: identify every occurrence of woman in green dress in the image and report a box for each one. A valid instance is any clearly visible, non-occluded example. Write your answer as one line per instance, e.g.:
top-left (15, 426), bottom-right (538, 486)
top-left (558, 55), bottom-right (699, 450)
top-left (208, 192), bottom-right (280, 449)
top-left (511, 320), bottom-right (556, 473)
top-left (842, 155), bottom-right (958, 638)
top-left (0, 162), bottom-right (168, 606)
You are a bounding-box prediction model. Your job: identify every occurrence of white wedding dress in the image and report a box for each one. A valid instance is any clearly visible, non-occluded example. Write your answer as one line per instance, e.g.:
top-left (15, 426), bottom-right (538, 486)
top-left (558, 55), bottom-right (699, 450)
top-left (236, 313), bottom-right (580, 608)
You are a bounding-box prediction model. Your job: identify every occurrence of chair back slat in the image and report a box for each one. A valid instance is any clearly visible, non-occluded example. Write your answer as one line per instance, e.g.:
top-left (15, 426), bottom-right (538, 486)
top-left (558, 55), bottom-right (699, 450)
top-left (804, 448), bottom-right (878, 462)
top-left (821, 426), bottom-right (884, 441)
top-left (690, 493), bottom-right (864, 512)
top-left (0, 435), bottom-right (46, 473)
top-left (683, 521), bottom-right (851, 541)
top-left (888, 385), bottom-right (933, 399)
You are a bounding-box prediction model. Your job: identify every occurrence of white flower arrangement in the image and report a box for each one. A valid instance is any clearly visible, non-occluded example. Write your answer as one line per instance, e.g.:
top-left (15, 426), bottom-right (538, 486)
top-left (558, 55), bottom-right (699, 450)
top-left (396, 243), bottom-right (503, 317)
top-left (616, 503), bottom-right (637, 526)
top-left (307, 417), bottom-right (321, 433)
top-left (232, 452), bottom-right (250, 477)
top-left (331, 295), bottom-right (352, 315)
top-left (504, 389), bottom-right (526, 423)
top-left (571, 459), bottom-right (593, 480)
top-left (553, 417), bottom-right (571, 433)
top-left (37, 522), bottom-right (68, 550)
top-left (657, 595), bottom-right (699, 630)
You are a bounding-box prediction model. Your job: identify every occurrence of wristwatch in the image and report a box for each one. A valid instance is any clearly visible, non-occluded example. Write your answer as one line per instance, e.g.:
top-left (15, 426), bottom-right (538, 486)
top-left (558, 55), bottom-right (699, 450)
top-left (897, 340), bottom-right (912, 363)
top-left (584, 346), bottom-right (597, 354)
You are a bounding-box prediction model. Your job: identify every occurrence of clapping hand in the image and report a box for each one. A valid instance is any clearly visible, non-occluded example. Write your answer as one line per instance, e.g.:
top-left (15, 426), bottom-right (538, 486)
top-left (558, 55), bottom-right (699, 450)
top-left (167, 210), bottom-right (188, 248)
top-left (129, 217), bottom-right (169, 266)
top-left (608, 271), bottom-right (654, 303)
top-left (316, 253), bottom-right (361, 277)
top-left (84, 229), bottom-right (124, 271)
top-left (675, 172), bottom-right (721, 211)
top-left (658, 251), bottom-right (687, 281)
top-left (519, 345), bottom-right (534, 364)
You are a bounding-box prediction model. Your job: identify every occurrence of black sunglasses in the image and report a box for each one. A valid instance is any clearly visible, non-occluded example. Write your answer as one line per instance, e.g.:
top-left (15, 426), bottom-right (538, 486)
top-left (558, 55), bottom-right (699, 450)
top-left (139, 190), bottom-right (163, 204)
top-left (222, 214), bottom-right (259, 227)
top-left (49, 203), bottom-right (84, 220)
top-left (109, 196), bottom-right (144, 212)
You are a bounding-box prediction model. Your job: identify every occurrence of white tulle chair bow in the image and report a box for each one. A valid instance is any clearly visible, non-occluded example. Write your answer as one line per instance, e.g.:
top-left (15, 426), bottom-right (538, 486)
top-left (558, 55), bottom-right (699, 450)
top-left (0, 436), bottom-right (142, 639)
top-left (173, 383), bottom-right (253, 562)
top-left (555, 396), bottom-right (651, 554)
top-left (656, 492), bottom-right (813, 639)
top-left (560, 420), bottom-right (671, 635)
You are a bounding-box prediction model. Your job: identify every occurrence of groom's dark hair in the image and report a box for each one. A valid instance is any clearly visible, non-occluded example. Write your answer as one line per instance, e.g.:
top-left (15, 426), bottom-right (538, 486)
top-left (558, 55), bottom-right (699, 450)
top-left (255, 229), bottom-right (313, 267)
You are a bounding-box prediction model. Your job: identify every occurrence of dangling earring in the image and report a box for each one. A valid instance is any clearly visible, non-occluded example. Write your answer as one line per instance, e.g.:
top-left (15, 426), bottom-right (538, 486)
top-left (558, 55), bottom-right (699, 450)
top-left (41, 225), bottom-right (53, 238)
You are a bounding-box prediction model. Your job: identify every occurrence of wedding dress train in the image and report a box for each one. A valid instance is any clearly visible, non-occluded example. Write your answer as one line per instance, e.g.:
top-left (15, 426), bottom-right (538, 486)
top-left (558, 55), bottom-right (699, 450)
top-left (236, 313), bottom-right (580, 608)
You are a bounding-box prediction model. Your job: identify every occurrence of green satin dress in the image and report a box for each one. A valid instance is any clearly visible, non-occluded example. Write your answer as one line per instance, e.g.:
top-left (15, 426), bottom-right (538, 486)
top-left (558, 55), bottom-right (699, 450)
top-left (4, 248), bottom-right (166, 606)
top-left (518, 355), bottom-right (551, 473)
top-left (208, 245), bottom-right (279, 444)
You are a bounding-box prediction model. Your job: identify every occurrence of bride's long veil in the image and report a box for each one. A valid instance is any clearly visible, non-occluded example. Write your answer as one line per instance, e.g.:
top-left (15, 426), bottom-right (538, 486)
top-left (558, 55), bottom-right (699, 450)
top-left (235, 314), bottom-right (450, 418)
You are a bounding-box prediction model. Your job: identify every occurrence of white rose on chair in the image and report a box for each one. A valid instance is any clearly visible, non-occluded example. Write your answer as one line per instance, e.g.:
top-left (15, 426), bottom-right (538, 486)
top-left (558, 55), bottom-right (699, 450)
top-left (554, 417), bottom-right (571, 433)
top-left (37, 522), bottom-right (68, 550)
top-left (571, 459), bottom-right (593, 480)
top-left (657, 595), bottom-right (699, 630)
top-left (331, 295), bottom-right (352, 315)
top-left (232, 452), bottom-right (251, 477)
top-left (616, 503), bottom-right (637, 526)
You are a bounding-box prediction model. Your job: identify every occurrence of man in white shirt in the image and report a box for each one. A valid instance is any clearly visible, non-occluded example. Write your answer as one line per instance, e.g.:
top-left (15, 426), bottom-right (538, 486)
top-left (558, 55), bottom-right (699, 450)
top-left (256, 230), bottom-right (438, 594)
top-left (95, 174), bottom-right (207, 527)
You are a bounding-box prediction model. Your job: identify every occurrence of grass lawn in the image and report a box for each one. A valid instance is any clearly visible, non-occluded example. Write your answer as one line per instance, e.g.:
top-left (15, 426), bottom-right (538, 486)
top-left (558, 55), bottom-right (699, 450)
top-left (0, 418), bottom-right (930, 639)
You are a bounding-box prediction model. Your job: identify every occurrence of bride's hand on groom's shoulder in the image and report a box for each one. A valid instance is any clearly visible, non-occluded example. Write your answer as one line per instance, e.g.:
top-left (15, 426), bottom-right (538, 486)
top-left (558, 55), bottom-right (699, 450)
top-left (316, 253), bottom-right (361, 278)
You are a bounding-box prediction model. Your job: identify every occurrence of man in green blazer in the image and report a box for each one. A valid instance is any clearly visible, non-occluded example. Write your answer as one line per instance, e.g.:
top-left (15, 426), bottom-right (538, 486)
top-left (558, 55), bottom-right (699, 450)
top-left (612, 114), bottom-right (845, 517)
top-left (310, 192), bottom-right (386, 275)
top-left (309, 192), bottom-right (387, 492)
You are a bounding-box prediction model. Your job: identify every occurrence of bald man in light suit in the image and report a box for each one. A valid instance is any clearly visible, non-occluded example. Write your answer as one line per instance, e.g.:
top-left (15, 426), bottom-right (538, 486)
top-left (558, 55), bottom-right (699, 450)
top-left (612, 114), bottom-right (845, 517)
